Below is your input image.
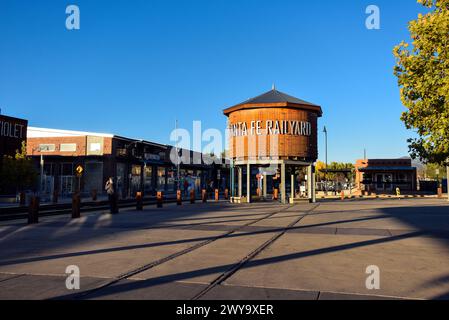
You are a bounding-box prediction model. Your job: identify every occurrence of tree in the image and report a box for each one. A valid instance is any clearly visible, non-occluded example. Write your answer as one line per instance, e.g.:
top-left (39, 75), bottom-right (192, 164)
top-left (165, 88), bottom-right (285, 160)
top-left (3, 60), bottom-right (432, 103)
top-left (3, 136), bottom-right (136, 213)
top-left (0, 141), bottom-right (37, 194)
top-left (315, 161), bottom-right (354, 182)
top-left (393, 0), bottom-right (449, 165)
top-left (422, 162), bottom-right (447, 179)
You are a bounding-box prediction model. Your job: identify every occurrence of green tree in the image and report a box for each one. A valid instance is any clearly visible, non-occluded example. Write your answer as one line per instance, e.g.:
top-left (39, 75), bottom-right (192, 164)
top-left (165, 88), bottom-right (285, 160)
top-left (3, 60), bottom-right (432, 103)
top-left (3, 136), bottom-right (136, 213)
top-left (315, 161), bottom-right (354, 182)
top-left (0, 141), bottom-right (37, 194)
top-left (393, 0), bottom-right (449, 165)
top-left (423, 163), bottom-right (447, 179)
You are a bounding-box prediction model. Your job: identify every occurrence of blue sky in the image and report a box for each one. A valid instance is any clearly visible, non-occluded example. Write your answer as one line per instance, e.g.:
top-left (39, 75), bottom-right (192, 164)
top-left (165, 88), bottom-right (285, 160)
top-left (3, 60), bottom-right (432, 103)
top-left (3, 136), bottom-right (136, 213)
top-left (0, 0), bottom-right (427, 163)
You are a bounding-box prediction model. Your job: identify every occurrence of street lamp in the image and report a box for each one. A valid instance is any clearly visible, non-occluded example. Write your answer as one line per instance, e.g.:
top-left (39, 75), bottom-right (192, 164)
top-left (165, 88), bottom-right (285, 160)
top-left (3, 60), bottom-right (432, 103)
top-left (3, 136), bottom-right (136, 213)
top-left (323, 126), bottom-right (328, 195)
top-left (32, 146), bottom-right (46, 197)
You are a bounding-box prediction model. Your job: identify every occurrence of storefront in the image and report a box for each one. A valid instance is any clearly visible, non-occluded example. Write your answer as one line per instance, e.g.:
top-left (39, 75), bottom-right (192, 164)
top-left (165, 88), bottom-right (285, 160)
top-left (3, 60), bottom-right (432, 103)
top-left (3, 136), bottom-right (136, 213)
top-left (224, 87), bottom-right (322, 204)
top-left (26, 127), bottom-right (219, 199)
top-left (355, 158), bottom-right (417, 193)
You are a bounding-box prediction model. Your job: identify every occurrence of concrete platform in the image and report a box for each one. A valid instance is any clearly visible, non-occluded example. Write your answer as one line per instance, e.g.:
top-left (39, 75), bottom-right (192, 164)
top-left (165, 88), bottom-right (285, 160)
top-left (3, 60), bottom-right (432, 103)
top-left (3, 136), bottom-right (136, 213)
top-left (0, 199), bottom-right (448, 300)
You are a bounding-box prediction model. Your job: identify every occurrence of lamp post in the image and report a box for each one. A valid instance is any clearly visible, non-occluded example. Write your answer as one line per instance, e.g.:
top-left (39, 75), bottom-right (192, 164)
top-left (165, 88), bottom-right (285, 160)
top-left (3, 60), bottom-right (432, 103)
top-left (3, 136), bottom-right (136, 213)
top-left (32, 147), bottom-right (45, 197)
top-left (323, 126), bottom-right (328, 195)
top-left (175, 119), bottom-right (180, 191)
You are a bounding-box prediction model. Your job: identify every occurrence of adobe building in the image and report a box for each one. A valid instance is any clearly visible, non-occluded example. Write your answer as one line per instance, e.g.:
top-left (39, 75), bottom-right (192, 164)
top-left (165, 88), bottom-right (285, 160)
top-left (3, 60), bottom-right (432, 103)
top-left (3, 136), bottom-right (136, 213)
top-left (224, 87), bottom-right (323, 204)
top-left (26, 127), bottom-right (219, 199)
top-left (355, 158), bottom-right (417, 193)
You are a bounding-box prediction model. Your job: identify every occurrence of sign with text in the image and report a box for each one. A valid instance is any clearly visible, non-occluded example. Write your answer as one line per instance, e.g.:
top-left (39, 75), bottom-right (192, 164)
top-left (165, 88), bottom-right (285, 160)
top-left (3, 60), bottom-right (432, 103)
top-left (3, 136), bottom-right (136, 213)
top-left (229, 120), bottom-right (312, 137)
top-left (0, 115), bottom-right (28, 157)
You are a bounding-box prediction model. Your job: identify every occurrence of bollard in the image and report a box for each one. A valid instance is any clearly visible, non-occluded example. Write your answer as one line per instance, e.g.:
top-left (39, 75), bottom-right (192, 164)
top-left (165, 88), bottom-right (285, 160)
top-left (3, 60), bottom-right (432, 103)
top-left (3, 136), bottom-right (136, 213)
top-left (438, 187), bottom-right (443, 199)
top-left (190, 189), bottom-right (195, 204)
top-left (224, 188), bottom-right (229, 200)
top-left (157, 191), bottom-right (163, 208)
top-left (136, 192), bottom-right (143, 210)
top-left (111, 194), bottom-right (119, 214)
top-left (215, 189), bottom-right (219, 202)
top-left (28, 196), bottom-right (40, 224)
top-left (341, 191), bottom-right (345, 201)
top-left (19, 192), bottom-right (26, 206)
top-left (273, 189), bottom-right (279, 201)
top-left (91, 189), bottom-right (98, 201)
top-left (72, 193), bottom-right (81, 219)
top-left (202, 189), bottom-right (207, 203)
top-left (396, 187), bottom-right (401, 200)
top-left (52, 190), bottom-right (59, 204)
top-left (177, 190), bottom-right (182, 206)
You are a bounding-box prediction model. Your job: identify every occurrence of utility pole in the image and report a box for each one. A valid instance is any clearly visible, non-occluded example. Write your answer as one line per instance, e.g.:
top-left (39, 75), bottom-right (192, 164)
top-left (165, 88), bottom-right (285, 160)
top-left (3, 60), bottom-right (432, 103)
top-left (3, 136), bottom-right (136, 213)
top-left (323, 126), bottom-right (328, 195)
top-left (32, 147), bottom-right (45, 197)
top-left (40, 154), bottom-right (44, 196)
top-left (175, 119), bottom-right (180, 191)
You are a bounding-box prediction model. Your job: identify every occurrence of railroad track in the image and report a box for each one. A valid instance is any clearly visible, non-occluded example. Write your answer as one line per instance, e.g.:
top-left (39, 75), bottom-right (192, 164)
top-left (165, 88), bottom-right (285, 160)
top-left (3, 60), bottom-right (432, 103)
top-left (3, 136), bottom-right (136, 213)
top-left (59, 202), bottom-right (320, 300)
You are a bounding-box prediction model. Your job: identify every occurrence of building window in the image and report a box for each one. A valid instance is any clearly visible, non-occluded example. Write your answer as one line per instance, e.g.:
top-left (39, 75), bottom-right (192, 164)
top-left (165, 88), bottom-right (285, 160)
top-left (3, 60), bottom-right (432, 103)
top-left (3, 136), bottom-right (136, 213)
top-left (43, 163), bottom-right (55, 176)
top-left (130, 165), bottom-right (142, 196)
top-left (398, 173), bottom-right (408, 184)
top-left (61, 163), bottom-right (74, 176)
top-left (116, 148), bottom-right (127, 157)
top-left (167, 168), bottom-right (176, 191)
top-left (84, 162), bottom-right (104, 194)
top-left (89, 143), bottom-right (101, 152)
top-left (39, 144), bottom-right (56, 152)
top-left (144, 166), bottom-right (153, 193)
top-left (60, 143), bottom-right (77, 152)
top-left (157, 167), bottom-right (166, 190)
top-left (132, 165), bottom-right (142, 176)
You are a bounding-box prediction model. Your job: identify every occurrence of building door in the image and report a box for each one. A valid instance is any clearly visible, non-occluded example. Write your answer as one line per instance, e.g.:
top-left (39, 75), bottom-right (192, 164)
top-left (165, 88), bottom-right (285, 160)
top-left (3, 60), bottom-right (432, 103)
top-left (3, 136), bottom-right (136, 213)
top-left (384, 174), bottom-right (393, 191)
top-left (376, 174), bottom-right (383, 190)
top-left (60, 176), bottom-right (75, 196)
top-left (85, 162), bottom-right (103, 195)
top-left (375, 174), bottom-right (393, 192)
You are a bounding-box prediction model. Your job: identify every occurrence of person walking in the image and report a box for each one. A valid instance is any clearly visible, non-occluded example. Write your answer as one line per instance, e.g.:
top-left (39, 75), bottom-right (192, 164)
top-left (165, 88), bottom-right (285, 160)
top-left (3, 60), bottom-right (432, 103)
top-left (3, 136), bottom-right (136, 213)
top-left (105, 177), bottom-right (117, 213)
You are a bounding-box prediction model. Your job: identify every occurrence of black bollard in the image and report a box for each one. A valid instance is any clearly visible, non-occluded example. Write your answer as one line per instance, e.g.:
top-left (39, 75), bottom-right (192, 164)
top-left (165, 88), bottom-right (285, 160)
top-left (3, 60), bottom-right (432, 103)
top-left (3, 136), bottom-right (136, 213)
top-left (28, 196), bottom-right (40, 224)
top-left (177, 190), bottom-right (182, 206)
top-left (215, 189), bottom-right (219, 202)
top-left (72, 193), bottom-right (81, 219)
top-left (190, 189), bottom-right (195, 204)
top-left (112, 194), bottom-right (119, 214)
top-left (157, 191), bottom-right (163, 208)
top-left (202, 189), bottom-right (207, 203)
top-left (136, 192), bottom-right (143, 211)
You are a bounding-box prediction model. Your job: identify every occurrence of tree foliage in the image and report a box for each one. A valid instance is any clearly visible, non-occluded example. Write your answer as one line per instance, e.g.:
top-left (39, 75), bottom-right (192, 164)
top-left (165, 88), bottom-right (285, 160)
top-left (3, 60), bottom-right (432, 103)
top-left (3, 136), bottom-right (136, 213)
top-left (393, 0), bottom-right (449, 165)
top-left (315, 161), bottom-right (354, 182)
top-left (421, 162), bottom-right (447, 179)
top-left (0, 141), bottom-right (37, 193)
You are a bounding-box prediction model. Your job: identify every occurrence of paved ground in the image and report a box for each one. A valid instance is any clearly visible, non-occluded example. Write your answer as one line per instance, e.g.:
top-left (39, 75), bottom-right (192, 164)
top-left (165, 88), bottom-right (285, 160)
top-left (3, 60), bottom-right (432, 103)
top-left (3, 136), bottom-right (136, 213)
top-left (0, 198), bottom-right (449, 300)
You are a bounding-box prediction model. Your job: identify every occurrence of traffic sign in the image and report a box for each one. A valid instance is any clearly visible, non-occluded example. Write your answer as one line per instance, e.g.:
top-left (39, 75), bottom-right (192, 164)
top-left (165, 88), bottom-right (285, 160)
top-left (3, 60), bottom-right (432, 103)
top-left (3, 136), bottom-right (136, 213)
top-left (75, 165), bottom-right (84, 177)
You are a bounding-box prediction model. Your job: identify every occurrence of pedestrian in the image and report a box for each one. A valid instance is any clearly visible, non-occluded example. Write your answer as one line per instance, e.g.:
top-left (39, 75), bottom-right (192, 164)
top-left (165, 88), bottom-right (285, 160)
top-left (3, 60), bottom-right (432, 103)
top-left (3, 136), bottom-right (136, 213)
top-left (105, 177), bottom-right (116, 213)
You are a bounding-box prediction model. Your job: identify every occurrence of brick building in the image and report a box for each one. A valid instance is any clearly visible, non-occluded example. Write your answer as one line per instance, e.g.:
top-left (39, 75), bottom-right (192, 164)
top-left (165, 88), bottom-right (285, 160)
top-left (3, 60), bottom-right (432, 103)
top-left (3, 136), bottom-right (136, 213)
top-left (26, 127), bottom-right (221, 199)
top-left (355, 158), bottom-right (417, 193)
